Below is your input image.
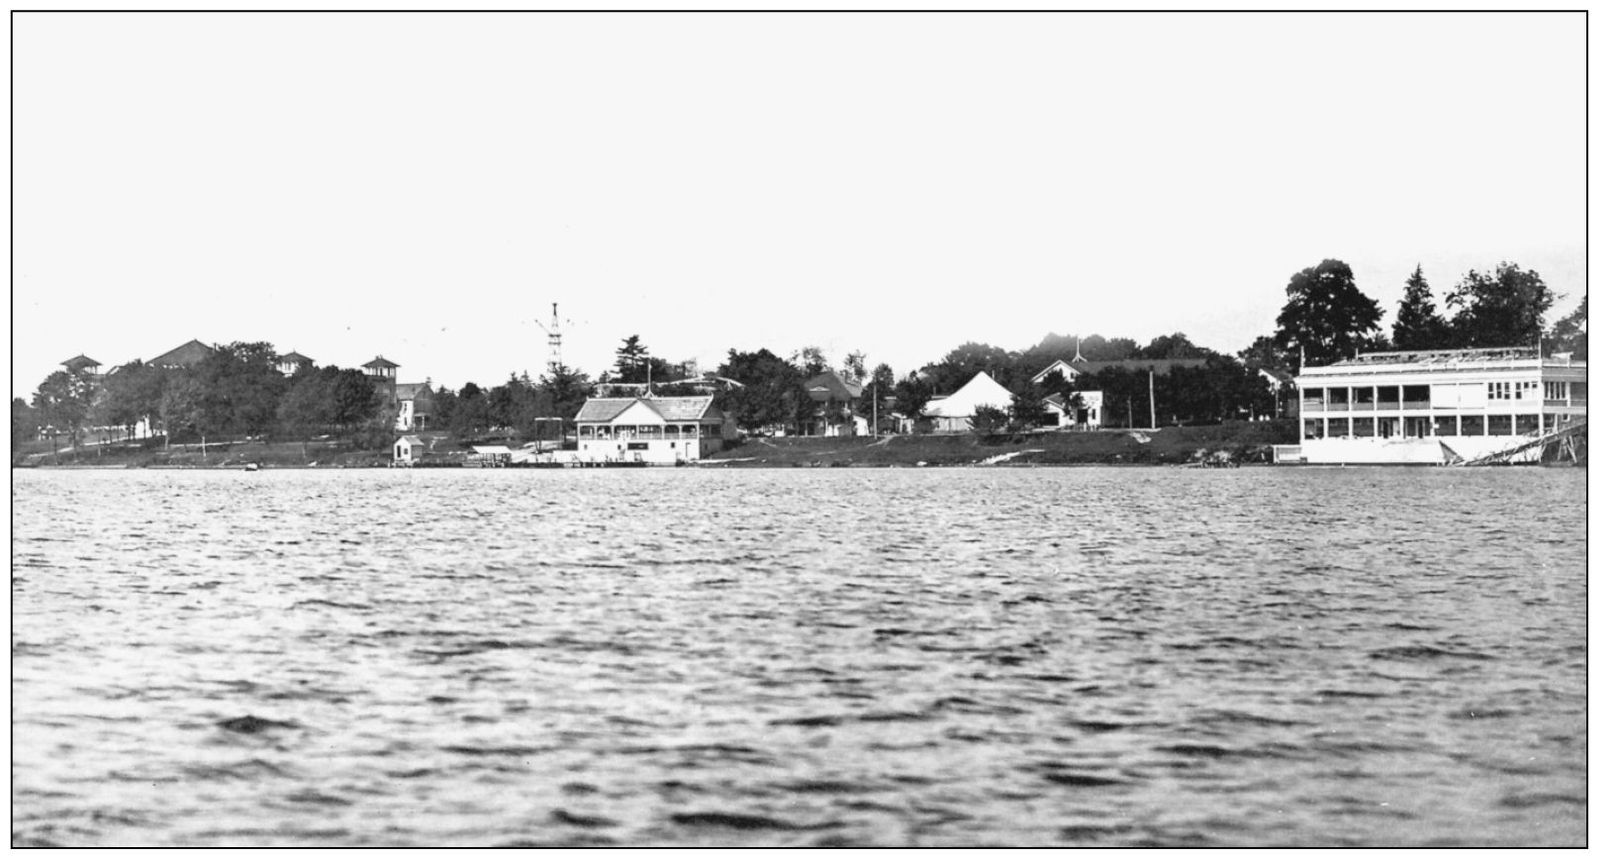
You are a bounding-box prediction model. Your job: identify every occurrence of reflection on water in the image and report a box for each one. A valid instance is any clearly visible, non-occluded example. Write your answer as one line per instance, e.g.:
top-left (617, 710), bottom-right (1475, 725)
top-left (11, 467), bottom-right (1586, 846)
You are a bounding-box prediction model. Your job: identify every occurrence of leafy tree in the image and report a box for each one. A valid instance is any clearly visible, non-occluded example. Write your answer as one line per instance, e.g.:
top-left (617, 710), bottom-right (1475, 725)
top-left (1007, 381), bottom-right (1051, 433)
top-left (32, 369), bottom-right (95, 449)
top-left (1547, 294), bottom-right (1587, 360)
top-left (714, 348), bottom-right (813, 432)
top-left (792, 345), bottom-right (829, 376)
top-left (857, 363), bottom-right (895, 431)
top-left (842, 351), bottom-right (868, 383)
top-left (93, 361), bottom-right (162, 441)
top-left (278, 366), bottom-right (337, 437)
top-left (1445, 261), bottom-right (1558, 348)
top-left (1077, 334), bottom-right (1140, 362)
top-left (1139, 332), bottom-right (1214, 360)
top-left (923, 341), bottom-right (1014, 395)
top-left (540, 363), bottom-right (592, 427)
top-left (12, 397), bottom-right (40, 448)
top-left (160, 373), bottom-right (222, 452)
top-left (1237, 335), bottom-right (1287, 373)
top-left (1273, 258), bottom-right (1385, 368)
top-left (970, 404), bottom-right (1008, 436)
top-left (1390, 264), bottom-right (1450, 350)
top-left (195, 342), bottom-right (287, 438)
top-left (450, 382), bottom-right (488, 437)
top-left (331, 369), bottom-right (383, 431)
top-left (892, 371), bottom-right (935, 421)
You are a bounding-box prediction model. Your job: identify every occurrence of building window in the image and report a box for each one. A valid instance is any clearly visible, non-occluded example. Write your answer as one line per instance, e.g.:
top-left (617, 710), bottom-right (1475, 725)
top-left (1351, 417), bottom-right (1373, 437)
top-left (1486, 415), bottom-right (1514, 436)
top-left (1545, 381), bottom-right (1567, 400)
top-left (1403, 416), bottom-right (1428, 438)
top-left (1327, 418), bottom-right (1349, 438)
top-left (1434, 416), bottom-right (1458, 436)
top-left (1327, 388), bottom-right (1349, 410)
top-left (1460, 415), bottom-right (1485, 436)
top-left (1516, 413), bottom-right (1541, 435)
top-left (1402, 384), bottom-right (1431, 406)
top-left (1376, 386), bottom-right (1399, 408)
top-left (1303, 419), bottom-right (1323, 440)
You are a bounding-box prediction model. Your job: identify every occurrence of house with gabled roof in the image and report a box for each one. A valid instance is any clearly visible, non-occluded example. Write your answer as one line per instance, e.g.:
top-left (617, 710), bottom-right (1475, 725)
top-left (802, 371), bottom-right (867, 436)
top-left (276, 351), bottom-right (315, 376)
top-left (574, 395), bottom-right (734, 463)
top-left (150, 339), bottom-right (216, 369)
top-left (393, 381), bottom-right (436, 431)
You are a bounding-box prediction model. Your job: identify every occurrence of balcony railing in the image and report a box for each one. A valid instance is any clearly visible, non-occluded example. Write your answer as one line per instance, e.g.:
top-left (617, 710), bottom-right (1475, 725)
top-left (1326, 402), bottom-right (1349, 411)
top-left (1350, 401), bottom-right (1375, 410)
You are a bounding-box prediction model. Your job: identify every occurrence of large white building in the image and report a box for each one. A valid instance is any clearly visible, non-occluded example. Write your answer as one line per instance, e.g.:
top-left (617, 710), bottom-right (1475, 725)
top-left (574, 395), bottom-right (734, 464)
top-left (1281, 347), bottom-right (1587, 464)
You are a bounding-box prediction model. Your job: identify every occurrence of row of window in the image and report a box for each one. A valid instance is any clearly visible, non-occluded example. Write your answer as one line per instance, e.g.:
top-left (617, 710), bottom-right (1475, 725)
top-left (1302, 413), bottom-right (1569, 440)
top-left (578, 423), bottom-right (719, 439)
top-left (1486, 381), bottom-right (1539, 400)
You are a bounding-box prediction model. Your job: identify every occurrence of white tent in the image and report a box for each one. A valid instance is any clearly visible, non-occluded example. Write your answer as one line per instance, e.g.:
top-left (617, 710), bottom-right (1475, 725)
top-left (925, 371), bottom-right (1015, 432)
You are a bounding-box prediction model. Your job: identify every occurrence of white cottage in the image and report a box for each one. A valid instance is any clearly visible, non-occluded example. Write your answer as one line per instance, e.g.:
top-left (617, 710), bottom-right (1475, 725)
top-left (574, 395), bottom-right (732, 464)
top-left (1280, 347), bottom-right (1587, 465)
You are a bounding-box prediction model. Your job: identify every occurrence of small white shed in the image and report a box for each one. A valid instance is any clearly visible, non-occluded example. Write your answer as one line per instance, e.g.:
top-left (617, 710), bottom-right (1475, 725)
top-left (394, 435), bottom-right (425, 465)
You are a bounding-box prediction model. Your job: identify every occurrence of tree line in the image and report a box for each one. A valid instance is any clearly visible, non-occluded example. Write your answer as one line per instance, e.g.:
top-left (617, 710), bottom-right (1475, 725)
top-left (14, 342), bottom-right (595, 451)
top-left (15, 257), bottom-right (1586, 448)
top-left (1246, 258), bottom-right (1587, 372)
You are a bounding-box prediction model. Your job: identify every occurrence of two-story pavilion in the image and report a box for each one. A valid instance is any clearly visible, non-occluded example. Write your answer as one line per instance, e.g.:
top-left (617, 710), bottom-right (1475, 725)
top-left (1285, 347), bottom-right (1587, 464)
top-left (574, 395), bottom-right (733, 464)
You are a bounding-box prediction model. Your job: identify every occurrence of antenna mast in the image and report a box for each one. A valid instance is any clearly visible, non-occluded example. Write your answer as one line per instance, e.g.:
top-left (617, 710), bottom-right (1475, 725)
top-left (536, 303), bottom-right (564, 375)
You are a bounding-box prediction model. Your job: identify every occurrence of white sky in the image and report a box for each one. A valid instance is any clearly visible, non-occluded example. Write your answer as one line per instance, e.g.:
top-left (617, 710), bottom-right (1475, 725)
top-left (9, 11), bottom-right (1588, 392)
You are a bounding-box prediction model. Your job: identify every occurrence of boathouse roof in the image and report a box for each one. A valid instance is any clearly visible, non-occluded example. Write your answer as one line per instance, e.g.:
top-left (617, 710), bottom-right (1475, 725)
top-left (575, 396), bottom-right (721, 423)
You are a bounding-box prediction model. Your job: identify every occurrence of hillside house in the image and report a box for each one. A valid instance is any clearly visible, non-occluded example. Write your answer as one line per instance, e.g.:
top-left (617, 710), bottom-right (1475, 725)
top-left (574, 395), bottom-right (733, 463)
top-left (802, 371), bottom-right (867, 436)
top-left (61, 354), bottom-right (102, 376)
top-left (277, 351), bottom-right (316, 376)
top-left (394, 381), bottom-right (435, 431)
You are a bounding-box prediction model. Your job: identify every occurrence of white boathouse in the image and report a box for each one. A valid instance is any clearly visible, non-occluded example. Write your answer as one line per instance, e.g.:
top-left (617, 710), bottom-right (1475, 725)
top-left (574, 395), bottom-right (733, 464)
top-left (1277, 347), bottom-right (1587, 465)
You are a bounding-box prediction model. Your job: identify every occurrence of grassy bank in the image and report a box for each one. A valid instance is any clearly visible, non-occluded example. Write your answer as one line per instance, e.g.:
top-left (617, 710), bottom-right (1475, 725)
top-left (705, 421), bottom-right (1298, 467)
top-left (12, 438), bottom-right (393, 469)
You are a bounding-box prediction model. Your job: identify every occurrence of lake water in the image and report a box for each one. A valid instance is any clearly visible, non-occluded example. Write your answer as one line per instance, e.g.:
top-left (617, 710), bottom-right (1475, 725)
top-left (11, 467), bottom-right (1587, 846)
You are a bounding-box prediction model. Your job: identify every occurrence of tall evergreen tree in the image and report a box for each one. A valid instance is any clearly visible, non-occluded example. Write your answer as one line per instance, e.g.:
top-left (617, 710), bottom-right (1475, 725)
top-left (612, 335), bottom-right (650, 382)
top-left (1390, 264), bottom-right (1450, 350)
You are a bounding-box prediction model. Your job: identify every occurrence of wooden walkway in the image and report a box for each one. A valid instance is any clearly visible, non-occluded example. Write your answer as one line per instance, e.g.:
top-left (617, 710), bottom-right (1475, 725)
top-left (1451, 419), bottom-right (1587, 466)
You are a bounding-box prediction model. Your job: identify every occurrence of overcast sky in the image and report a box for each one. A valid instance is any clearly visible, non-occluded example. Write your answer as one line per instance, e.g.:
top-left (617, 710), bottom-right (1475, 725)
top-left (11, 11), bottom-right (1587, 392)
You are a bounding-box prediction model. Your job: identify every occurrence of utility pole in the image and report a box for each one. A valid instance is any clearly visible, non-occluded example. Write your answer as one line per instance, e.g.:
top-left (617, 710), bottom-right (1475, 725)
top-left (871, 376), bottom-right (878, 438)
top-left (1148, 369), bottom-right (1157, 430)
